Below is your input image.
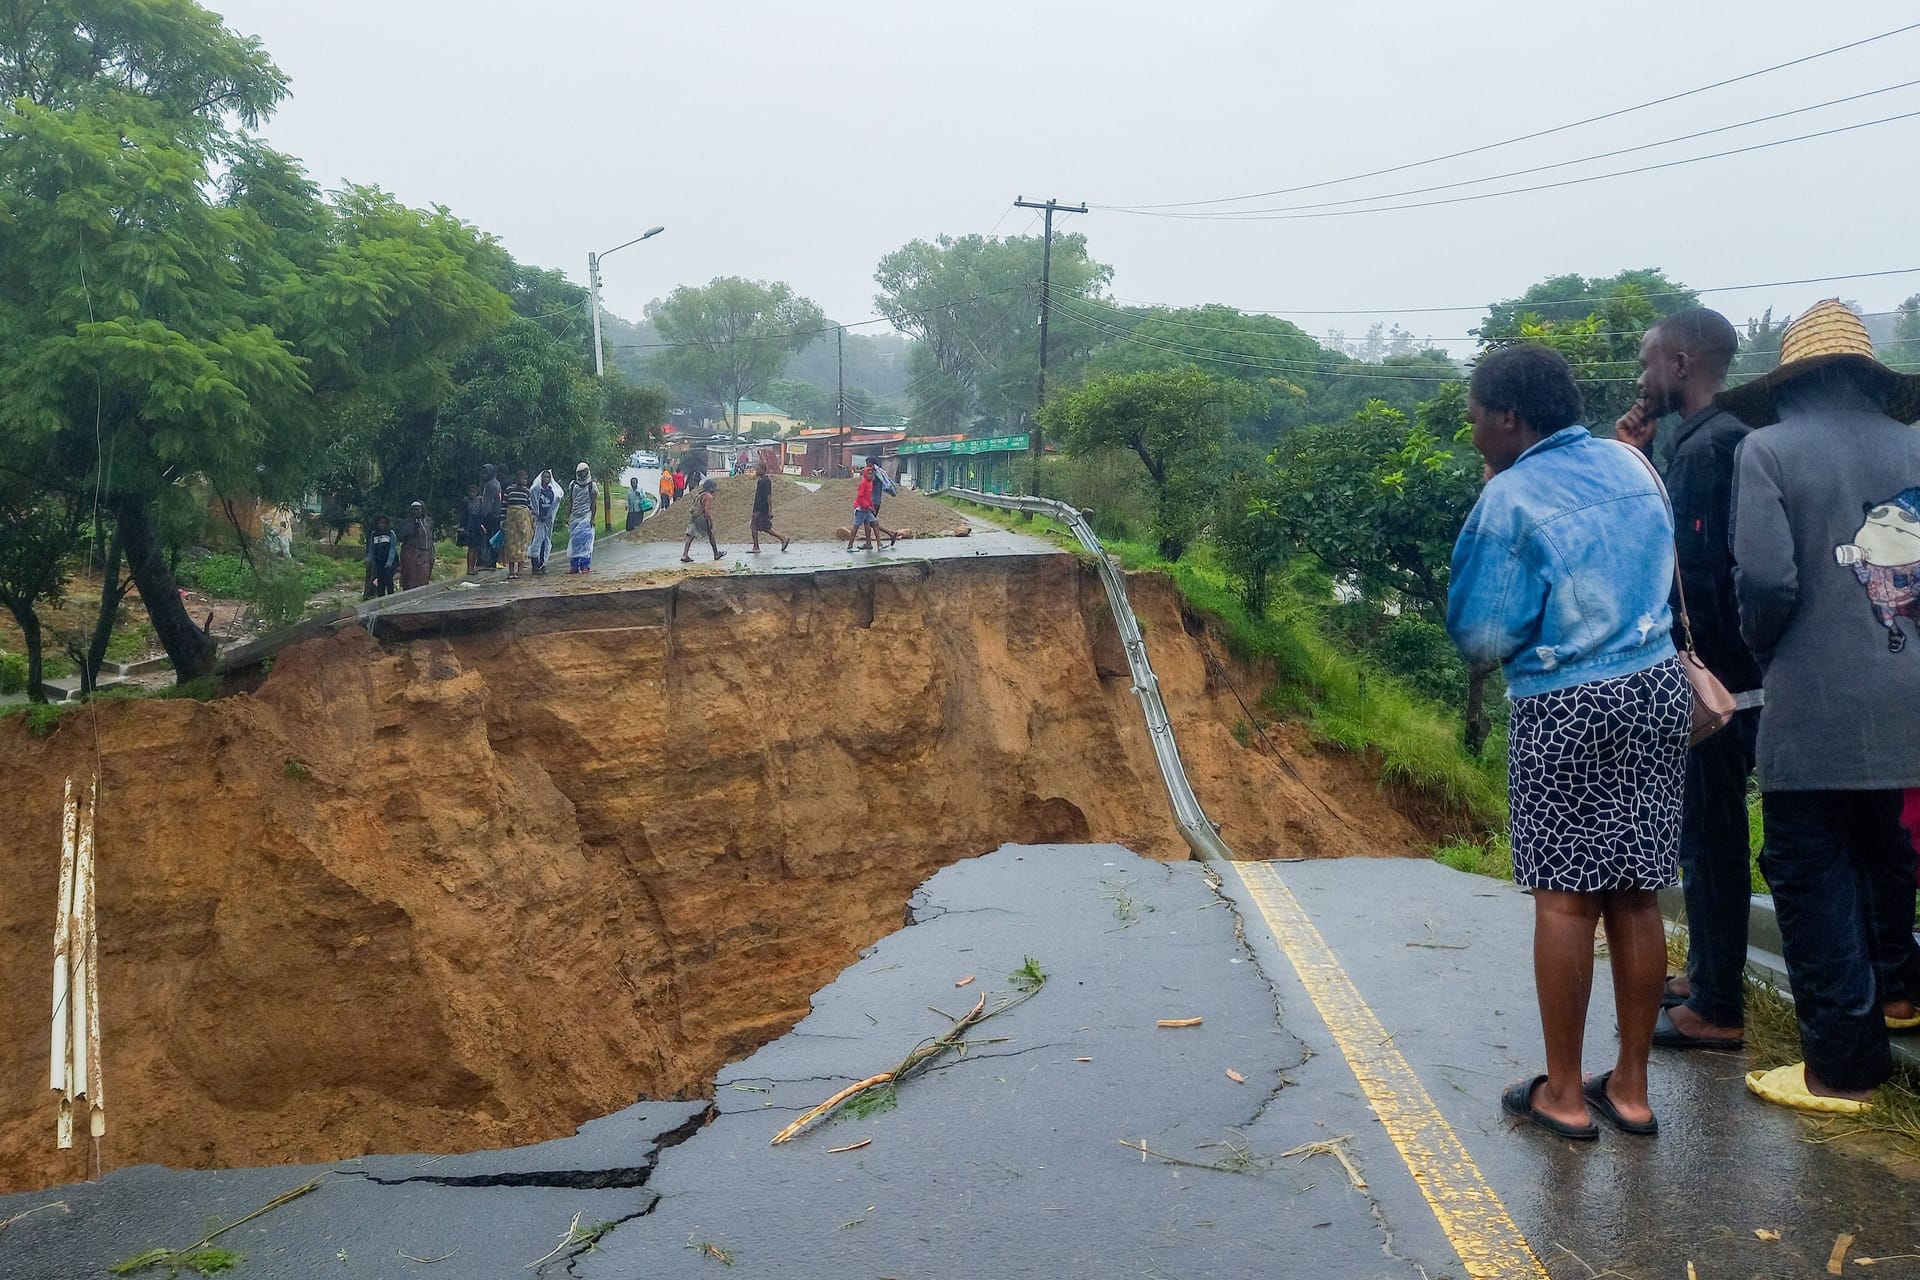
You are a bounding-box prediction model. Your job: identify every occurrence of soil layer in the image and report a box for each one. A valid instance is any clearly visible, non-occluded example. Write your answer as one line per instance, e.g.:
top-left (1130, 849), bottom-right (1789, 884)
top-left (0, 554), bottom-right (1429, 1191)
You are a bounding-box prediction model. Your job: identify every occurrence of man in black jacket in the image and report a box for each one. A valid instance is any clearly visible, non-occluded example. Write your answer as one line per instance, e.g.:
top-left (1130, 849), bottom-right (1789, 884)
top-left (1617, 307), bottom-right (1761, 1051)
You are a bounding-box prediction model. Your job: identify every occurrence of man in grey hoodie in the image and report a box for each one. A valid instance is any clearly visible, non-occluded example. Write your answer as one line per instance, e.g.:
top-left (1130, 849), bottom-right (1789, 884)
top-left (1725, 300), bottom-right (1920, 1113)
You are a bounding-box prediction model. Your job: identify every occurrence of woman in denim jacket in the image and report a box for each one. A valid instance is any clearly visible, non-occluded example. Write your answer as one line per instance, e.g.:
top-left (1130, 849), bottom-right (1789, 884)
top-left (1448, 344), bottom-right (1691, 1140)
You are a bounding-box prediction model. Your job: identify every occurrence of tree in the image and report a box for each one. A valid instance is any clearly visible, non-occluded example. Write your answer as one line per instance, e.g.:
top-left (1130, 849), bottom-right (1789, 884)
top-left (0, 478), bottom-right (83, 702)
top-left (1888, 295), bottom-right (1920, 373)
top-left (1476, 269), bottom-right (1699, 427)
top-left (874, 232), bottom-right (1112, 432)
top-left (1, 2), bottom-right (509, 680)
top-left (1253, 389), bottom-right (1494, 749)
top-left (1038, 366), bottom-right (1256, 560)
top-left (649, 278), bottom-right (824, 433)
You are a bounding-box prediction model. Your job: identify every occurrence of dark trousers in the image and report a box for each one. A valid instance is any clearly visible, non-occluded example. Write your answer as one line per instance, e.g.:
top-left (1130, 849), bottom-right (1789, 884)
top-left (1760, 789), bottom-right (1917, 1091)
top-left (1679, 709), bottom-right (1759, 1027)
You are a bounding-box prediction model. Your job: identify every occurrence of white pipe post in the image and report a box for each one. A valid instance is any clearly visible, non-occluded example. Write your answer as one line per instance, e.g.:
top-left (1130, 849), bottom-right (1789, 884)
top-left (68, 791), bottom-right (90, 1122)
top-left (83, 777), bottom-right (104, 1140)
top-left (51, 778), bottom-right (76, 1092)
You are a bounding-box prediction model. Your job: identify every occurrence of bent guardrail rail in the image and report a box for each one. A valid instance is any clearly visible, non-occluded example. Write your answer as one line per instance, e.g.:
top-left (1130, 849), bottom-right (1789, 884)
top-left (950, 489), bottom-right (1232, 862)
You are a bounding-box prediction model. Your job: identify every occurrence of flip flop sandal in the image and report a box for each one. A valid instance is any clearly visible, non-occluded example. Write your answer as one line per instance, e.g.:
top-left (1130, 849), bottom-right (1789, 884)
top-left (1745, 1062), bottom-right (1871, 1115)
top-left (1651, 1007), bottom-right (1745, 1051)
top-left (1886, 1010), bottom-right (1920, 1033)
top-left (1501, 1075), bottom-right (1599, 1140)
top-left (679, 556), bottom-right (694, 563)
top-left (1582, 1070), bottom-right (1658, 1136)
top-left (1661, 976), bottom-right (1688, 1009)
top-left (781, 539), bottom-right (791, 552)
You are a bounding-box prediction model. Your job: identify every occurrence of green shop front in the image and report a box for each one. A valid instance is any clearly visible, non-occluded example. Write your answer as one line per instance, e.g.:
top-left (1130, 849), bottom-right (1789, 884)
top-left (897, 433), bottom-right (1028, 494)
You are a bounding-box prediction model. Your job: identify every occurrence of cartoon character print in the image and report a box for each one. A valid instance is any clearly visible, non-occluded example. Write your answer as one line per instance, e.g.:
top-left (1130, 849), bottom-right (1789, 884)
top-left (1834, 486), bottom-right (1920, 652)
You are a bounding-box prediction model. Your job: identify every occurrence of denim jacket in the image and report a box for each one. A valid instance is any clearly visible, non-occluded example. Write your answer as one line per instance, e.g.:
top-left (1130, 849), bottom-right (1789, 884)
top-left (1447, 427), bottom-right (1677, 699)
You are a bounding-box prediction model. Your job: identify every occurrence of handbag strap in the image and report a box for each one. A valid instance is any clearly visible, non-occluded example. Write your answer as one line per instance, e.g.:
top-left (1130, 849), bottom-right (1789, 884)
top-left (1613, 439), bottom-right (1700, 657)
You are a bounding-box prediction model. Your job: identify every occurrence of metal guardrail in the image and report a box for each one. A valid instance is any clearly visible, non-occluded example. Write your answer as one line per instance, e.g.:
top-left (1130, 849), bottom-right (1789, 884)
top-left (950, 489), bottom-right (1232, 862)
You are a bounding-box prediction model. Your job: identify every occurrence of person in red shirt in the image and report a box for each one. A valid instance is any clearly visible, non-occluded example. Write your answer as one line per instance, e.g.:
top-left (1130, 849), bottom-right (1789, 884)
top-left (845, 461), bottom-right (897, 553)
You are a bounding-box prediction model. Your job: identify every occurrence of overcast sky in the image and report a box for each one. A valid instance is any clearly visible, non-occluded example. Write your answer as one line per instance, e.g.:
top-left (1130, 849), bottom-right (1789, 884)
top-left (209, 1), bottom-right (1920, 354)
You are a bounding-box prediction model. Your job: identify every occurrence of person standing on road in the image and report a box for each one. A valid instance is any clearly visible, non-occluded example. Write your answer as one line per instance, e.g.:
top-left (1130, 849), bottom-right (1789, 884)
top-left (1721, 300), bottom-right (1920, 1114)
top-left (529, 468), bottom-right (560, 575)
top-left (658, 468), bottom-right (674, 512)
top-left (627, 477), bottom-right (652, 531)
top-left (682, 476), bottom-right (723, 562)
top-left (398, 501), bottom-right (435, 591)
top-left (1615, 309), bottom-right (1762, 1054)
top-left (673, 467), bottom-right (688, 503)
top-left (462, 483), bottom-right (486, 573)
top-left (479, 463), bottom-right (504, 570)
top-left (567, 462), bottom-right (597, 574)
top-left (503, 470), bottom-right (533, 580)
top-left (749, 462), bottom-right (792, 553)
top-left (363, 514), bottom-right (398, 599)
top-left (1448, 343), bottom-right (1688, 1141)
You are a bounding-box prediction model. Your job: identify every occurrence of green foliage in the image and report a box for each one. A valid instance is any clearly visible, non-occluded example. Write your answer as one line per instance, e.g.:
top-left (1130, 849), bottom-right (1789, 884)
top-left (1374, 616), bottom-right (1473, 710)
top-left (1040, 366), bottom-right (1257, 559)
top-left (1887, 294), bottom-right (1920, 374)
top-left (21, 701), bottom-right (66, 737)
top-left (0, 651), bottom-right (27, 696)
top-left (875, 231), bottom-right (1112, 433)
top-left (842, 1086), bottom-right (898, 1120)
top-left (1433, 833), bottom-right (1514, 880)
top-left (174, 554), bottom-right (254, 599)
top-left (1476, 270), bottom-right (1695, 425)
top-left (111, 1246), bottom-right (242, 1276)
top-left (1008, 957), bottom-right (1047, 993)
top-left (1254, 394), bottom-right (1480, 618)
top-left (649, 277), bottom-right (825, 432)
top-left (282, 758), bottom-right (311, 781)
top-left (250, 560), bottom-right (314, 631)
top-left (1034, 447), bottom-right (1157, 541)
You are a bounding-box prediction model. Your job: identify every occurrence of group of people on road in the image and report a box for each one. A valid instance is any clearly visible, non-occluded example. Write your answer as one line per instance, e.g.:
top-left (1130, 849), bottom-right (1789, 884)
top-left (847, 457), bottom-right (898, 552)
top-left (457, 463), bottom-right (602, 578)
top-left (1448, 304), bottom-right (1920, 1140)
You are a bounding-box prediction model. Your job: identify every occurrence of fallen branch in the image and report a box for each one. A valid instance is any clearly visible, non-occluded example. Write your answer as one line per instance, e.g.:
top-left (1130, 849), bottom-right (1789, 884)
top-left (772, 972), bottom-right (1046, 1145)
top-left (112, 1177), bottom-right (322, 1275)
top-left (0, 1202), bottom-right (68, 1234)
top-left (1279, 1135), bottom-right (1368, 1191)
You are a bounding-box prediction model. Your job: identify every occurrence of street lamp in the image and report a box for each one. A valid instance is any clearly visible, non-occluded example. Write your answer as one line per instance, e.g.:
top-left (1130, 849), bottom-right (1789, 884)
top-left (588, 225), bottom-right (665, 377)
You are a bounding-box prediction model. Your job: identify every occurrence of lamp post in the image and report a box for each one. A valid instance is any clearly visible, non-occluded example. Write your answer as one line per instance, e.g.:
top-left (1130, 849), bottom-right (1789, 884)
top-left (588, 225), bottom-right (665, 377)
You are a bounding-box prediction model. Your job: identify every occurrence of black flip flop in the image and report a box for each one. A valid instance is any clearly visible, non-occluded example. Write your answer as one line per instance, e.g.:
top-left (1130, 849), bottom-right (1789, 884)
top-left (1651, 1007), bottom-right (1745, 1051)
top-left (1660, 977), bottom-right (1688, 1009)
top-left (1501, 1075), bottom-right (1598, 1140)
top-left (1583, 1071), bottom-right (1658, 1136)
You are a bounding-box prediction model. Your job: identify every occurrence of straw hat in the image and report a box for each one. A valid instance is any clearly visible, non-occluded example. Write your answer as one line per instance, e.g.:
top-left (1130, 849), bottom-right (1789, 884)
top-left (1715, 299), bottom-right (1920, 427)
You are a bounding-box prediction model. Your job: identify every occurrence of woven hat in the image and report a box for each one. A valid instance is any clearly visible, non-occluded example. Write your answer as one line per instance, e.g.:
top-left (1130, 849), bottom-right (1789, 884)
top-left (1715, 299), bottom-right (1920, 427)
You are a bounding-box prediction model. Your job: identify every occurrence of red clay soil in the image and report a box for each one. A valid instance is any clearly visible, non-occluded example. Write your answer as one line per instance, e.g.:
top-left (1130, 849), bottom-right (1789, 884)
top-left (0, 554), bottom-right (1432, 1192)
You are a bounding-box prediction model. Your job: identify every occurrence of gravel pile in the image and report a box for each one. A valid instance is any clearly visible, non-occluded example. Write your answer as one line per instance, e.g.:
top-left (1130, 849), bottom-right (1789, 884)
top-left (630, 476), bottom-right (970, 545)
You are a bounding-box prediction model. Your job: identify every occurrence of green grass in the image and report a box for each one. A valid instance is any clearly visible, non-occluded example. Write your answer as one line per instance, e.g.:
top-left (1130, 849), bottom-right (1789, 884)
top-left (946, 493), bottom-right (1507, 833)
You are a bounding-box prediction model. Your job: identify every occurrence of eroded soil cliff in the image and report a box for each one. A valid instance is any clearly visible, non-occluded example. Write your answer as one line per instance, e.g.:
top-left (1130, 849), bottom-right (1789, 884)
top-left (0, 554), bottom-right (1429, 1191)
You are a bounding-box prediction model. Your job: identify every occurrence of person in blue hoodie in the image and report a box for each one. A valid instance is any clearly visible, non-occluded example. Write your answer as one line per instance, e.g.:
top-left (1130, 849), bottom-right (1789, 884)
top-left (1448, 343), bottom-right (1690, 1141)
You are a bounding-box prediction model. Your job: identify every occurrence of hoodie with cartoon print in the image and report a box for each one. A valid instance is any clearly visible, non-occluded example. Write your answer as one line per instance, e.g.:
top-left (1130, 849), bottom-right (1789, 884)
top-left (1731, 368), bottom-right (1920, 791)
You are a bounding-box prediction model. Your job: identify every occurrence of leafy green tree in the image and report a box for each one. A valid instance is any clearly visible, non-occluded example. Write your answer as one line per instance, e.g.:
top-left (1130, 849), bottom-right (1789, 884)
top-left (1477, 269), bottom-right (1697, 426)
top-left (1038, 366), bottom-right (1256, 560)
top-left (874, 232), bottom-right (1112, 433)
top-left (649, 277), bottom-right (825, 433)
top-left (1253, 391), bottom-right (1493, 748)
top-left (0, 2), bottom-right (508, 679)
top-left (0, 477), bottom-right (83, 702)
top-left (1887, 294), bottom-right (1920, 373)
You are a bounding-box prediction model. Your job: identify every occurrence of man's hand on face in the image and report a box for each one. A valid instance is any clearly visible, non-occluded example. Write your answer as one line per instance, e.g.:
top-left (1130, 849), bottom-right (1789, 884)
top-left (1615, 401), bottom-right (1657, 453)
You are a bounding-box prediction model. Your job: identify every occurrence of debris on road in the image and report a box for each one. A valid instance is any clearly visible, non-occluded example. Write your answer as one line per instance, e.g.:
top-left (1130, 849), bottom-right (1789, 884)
top-left (1226, 1068), bottom-right (1246, 1083)
top-left (1830, 1233), bottom-right (1857, 1274)
top-left (1157, 1017), bottom-right (1203, 1028)
top-left (827, 1139), bottom-right (872, 1154)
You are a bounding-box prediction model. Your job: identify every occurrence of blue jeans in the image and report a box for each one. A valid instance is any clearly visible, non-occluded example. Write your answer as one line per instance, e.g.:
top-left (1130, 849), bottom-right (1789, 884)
top-left (1760, 789), bottom-right (1916, 1091)
top-left (1679, 710), bottom-right (1758, 1028)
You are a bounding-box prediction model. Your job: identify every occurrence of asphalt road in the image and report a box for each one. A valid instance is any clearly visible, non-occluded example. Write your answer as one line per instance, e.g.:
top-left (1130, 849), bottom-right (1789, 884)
top-left (3, 847), bottom-right (1915, 1279)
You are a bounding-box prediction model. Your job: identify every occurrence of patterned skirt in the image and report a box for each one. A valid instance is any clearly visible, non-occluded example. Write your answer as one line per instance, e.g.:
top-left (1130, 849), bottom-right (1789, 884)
top-left (1507, 658), bottom-right (1691, 892)
top-left (504, 506), bottom-right (533, 562)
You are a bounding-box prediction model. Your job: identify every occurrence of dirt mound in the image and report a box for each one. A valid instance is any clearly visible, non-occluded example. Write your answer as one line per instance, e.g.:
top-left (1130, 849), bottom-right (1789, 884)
top-left (634, 476), bottom-right (965, 545)
top-left (0, 555), bottom-right (1433, 1192)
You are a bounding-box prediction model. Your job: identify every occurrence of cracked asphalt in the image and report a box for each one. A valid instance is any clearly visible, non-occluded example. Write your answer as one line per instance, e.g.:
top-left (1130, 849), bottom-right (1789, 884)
top-left (4, 845), bottom-right (1916, 1278)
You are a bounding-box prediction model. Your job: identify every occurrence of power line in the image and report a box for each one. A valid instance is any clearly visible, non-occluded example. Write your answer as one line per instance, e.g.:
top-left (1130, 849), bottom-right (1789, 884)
top-left (1111, 79), bottom-right (1920, 219)
top-left (1102, 266), bottom-right (1920, 318)
top-left (1107, 107), bottom-right (1920, 222)
top-left (609, 285), bottom-right (1030, 350)
top-left (1098, 21), bottom-right (1920, 211)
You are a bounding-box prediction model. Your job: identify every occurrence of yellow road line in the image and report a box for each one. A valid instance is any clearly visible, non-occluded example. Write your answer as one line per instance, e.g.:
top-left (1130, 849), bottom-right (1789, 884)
top-left (1231, 862), bottom-right (1547, 1280)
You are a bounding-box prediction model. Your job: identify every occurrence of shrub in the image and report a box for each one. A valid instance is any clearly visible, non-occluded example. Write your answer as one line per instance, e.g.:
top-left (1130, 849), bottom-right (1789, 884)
top-left (252, 560), bottom-right (316, 631)
top-left (0, 652), bottom-right (27, 697)
top-left (174, 553), bottom-right (253, 599)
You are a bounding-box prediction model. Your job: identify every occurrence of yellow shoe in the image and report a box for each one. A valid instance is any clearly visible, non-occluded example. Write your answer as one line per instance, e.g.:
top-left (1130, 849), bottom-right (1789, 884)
top-left (1886, 1010), bottom-right (1920, 1033)
top-left (1744, 1062), bottom-right (1872, 1115)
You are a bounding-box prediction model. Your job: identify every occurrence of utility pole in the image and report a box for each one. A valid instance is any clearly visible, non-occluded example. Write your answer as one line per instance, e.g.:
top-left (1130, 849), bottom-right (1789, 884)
top-left (1013, 196), bottom-right (1086, 486)
top-left (837, 325), bottom-right (846, 430)
top-left (587, 225), bottom-right (665, 378)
